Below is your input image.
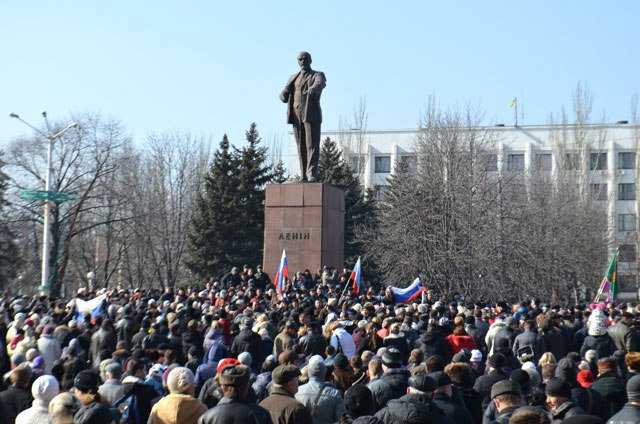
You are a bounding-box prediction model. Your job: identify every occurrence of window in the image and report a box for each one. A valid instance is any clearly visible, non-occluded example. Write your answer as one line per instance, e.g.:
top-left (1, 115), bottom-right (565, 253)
top-left (400, 155), bottom-right (417, 171)
top-left (619, 244), bottom-right (637, 263)
top-left (507, 154), bottom-right (525, 171)
top-left (620, 275), bottom-right (638, 292)
top-left (618, 183), bottom-right (636, 200)
top-left (619, 214), bottom-right (636, 231)
top-left (590, 153), bottom-right (607, 170)
top-left (349, 156), bottom-right (365, 173)
top-left (480, 154), bottom-right (498, 171)
top-left (373, 185), bottom-right (388, 202)
top-left (534, 153), bottom-right (552, 171)
top-left (590, 184), bottom-right (608, 201)
top-left (565, 153), bottom-right (581, 170)
top-left (374, 156), bottom-right (391, 173)
top-left (618, 152), bottom-right (636, 170)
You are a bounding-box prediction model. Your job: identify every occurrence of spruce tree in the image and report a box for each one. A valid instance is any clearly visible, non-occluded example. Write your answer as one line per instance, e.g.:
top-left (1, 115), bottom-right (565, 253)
top-left (317, 137), bottom-right (374, 264)
top-left (185, 135), bottom-right (241, 278)
top-left (233, 123), bottom-right (272, 268)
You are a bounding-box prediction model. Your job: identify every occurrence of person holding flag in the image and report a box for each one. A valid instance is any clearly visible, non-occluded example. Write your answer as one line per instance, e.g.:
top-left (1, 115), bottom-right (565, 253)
top-left (349, 257), bottom-right (362, 295)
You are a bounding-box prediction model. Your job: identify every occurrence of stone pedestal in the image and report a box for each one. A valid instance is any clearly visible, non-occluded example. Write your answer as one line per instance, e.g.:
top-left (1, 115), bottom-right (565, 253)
top-left (263, 183), bottom-right (344, 278)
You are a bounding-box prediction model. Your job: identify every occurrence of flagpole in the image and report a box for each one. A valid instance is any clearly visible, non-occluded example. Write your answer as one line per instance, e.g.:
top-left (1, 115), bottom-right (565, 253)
top-left (514, 99), bottom-right (518, 127)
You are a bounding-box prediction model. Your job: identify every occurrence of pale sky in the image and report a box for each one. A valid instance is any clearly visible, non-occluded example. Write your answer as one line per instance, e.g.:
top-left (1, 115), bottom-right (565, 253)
top-left (2, 1), bottom-right (639, 162)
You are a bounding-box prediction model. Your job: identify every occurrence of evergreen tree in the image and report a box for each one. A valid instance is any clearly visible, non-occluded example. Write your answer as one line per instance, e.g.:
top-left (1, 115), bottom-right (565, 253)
top-left (272, 160), bottom-right (288, 183)
top-left (317, 137), bottom-right (374, 264)
top-left (185, 135), bottom-right (241, 278)
top-left (233, 123), bottom-right (273, 269)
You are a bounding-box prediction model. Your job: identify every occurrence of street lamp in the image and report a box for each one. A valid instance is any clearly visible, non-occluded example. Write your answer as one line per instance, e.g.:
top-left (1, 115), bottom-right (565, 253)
top-left (87, 271), bottom-right (95, 290)
top-left (9, 111), bottom-right (78, 295)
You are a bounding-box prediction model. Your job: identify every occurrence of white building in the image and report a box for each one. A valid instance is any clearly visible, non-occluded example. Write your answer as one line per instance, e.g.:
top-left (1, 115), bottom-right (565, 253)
top-left (288, 122), bottom-right (640, 295)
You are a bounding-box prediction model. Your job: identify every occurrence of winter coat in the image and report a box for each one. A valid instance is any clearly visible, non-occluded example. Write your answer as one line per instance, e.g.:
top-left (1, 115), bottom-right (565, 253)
top-left (608, 321), bottom-right (640, 353)
top-left (374, 394), bottom-right (453, 424)
top-left (195, 362), bottom-right (216, 396)
top-left (445, 333), bottom-right (476, 355)
top-left (197, 396), bottom-right (273, 424)
top-left (203, 328), bottom-right (226, 354)
top-left (338, 413), bottom-right (384, 424)
top-left (182, 329), bottom-right (204, 359)
top-left (512, 330), bottom-right (547, 363)
top-left (367, 368), bottom-right (411, 411)
top-left (473, 370), bottom-right (508, 410)
top-left (73, 401), bottom-right (114, 424)
top-left (89, 327), bottom-right (117, 367)
top-left (121, 375), bottom-right (160, 424)
top-left (295, 378), bottom-right (344, 424)
top-left (0, 386), bottom-right (32, 424)
top-left (383, 334), bottom-right (410, 363)
top-left (98, 378), bottom-right (125, 406)
top-left (230, 328), bottom-right (262, 368)
top-left (147, 393), bottom-right (207, 424)
top-left (580, 334), bottom-right (616, 359)
top-left (550, 400), bottom-right (584, 424)
top-left (15, 399), bottom-right (51, 424)
top-left (331, 327), bottom-right (356, 359)
top-left (458, 385), bottom-right (483, 424)
top-left (299, 332), bottom-right (327, 357)
top-left (433, 392), bottom-right (474, 423)
top-left (259, 387), bottom-right (313, 424)
top-left (607, 404), bottom-right (640, 424)
top-left (37, 333), bottom-right (62, 373)
top-left (253, 371), bottom-right (273, 403)
top-left (115, 316), bottom-right (139, 349)
top-left (590, 372), bottom-right (628, 418)
top-left (415, 331), bottom-right (451, 363)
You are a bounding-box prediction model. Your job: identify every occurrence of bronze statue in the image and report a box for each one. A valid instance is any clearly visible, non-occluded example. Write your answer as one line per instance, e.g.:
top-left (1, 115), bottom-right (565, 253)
top-left (280, 51), bottom-right (326, 182)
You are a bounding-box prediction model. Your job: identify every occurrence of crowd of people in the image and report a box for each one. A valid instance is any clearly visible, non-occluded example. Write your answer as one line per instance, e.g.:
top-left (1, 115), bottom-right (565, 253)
top-left (0, 263), bottom-right (639, 424)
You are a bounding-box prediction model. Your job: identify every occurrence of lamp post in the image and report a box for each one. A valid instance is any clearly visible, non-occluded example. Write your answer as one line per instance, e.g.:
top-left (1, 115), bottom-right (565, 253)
top-left (87, 271), bottom-right (95, 291)
top-left (9, 111), bottom-right (77, 295)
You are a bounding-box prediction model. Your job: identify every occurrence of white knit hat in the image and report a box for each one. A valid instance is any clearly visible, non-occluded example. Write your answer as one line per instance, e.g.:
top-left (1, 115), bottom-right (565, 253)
top-left (166, 367), bottom-right (195, 394)
top-left (32, 375), bottom-right (59, 404)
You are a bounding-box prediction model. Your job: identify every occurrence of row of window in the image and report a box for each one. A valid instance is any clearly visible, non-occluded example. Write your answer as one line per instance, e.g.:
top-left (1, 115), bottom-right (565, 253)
top-left (361, 152), bottom-right (637, 174)
top-left (591, 183), bottom-right (637, 201)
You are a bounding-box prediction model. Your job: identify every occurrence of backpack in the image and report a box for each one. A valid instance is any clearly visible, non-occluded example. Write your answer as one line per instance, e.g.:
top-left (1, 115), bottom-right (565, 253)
top-left (114, 393), bottom-right (140, 424)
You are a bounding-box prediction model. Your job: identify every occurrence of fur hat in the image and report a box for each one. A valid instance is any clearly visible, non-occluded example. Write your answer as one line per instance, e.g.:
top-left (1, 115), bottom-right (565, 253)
top-left (218, 364), bottom-right (250, 387)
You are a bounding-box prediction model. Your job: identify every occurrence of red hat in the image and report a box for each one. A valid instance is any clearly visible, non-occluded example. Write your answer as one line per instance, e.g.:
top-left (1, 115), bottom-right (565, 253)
top-left (217, 358), bottom-right (239, 375)
top-left (577, 369), bottom-right (595, 388)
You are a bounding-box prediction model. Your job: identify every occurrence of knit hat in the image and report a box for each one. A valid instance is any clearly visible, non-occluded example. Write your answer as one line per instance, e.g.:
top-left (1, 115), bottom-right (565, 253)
top-left (334, 353), bottom-right (349, 369)
top-left (588, 309), bottom-right (607, 336)
top-left (510, 369), bottom-right (531, 393)
top-left (42, 326), bottom-right (54, 335)
top-left (470, 349), bottom-right (483, 363)
top-left (521, 362), bottom-right (541, 388)
top-left (577, 370), bottom-right (595, 388)
top-left (216, 358), bottom-right (240, 375)
top-left (382, 348), bottom-right (402, 368)
top-left (237, 352), bottom-right (252, 366)
top-left (452, 348), bottom-right (472, 363)
top-left (555, 358), bottom-right (578, 387)
top-left (166, 367), bottom-right (195, 394)
top-left (545, 377), bottom-right (571, 398)
top-left (344, 385), bottom-right (374, 417)
top-left (218, 365), bottom-right (250, 387)
top-left (74, 370), bottom-right (101, 392)
top-left (627, 374), bottom-right (640, 403)
top-left (31, 356), bottom-right (45, 370)
top-left (488, 353), bottom-right (507, 369)
top-left (32, 375), bottom-right (59, 404)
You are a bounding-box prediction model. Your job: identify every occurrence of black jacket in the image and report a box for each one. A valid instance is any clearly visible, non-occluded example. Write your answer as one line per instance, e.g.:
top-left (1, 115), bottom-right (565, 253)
top-left (299, 331), bottom-right (327, 357)
top-left (590, 372), bottom-right (628, 418)
top-left (230, 328), bottom-right (262, 368)
top-left (197, 396), bottom-right (272, 424)
top-left (375, 394), bottom-right (453, 424)
top-left (120, 378), bottom-right (160, 423)
top-left (580, 333), bottom-right (616, 359)
top-left (415, 331), bottom-right (451, 363)
top-left (473, 370), bottom-right (508, 410)
top-left (0, 386), bottom-right (32, 424)
top-left (433, 392), bottom-right (474, 423)
top-left (73, 401), bottom-right (115, 424)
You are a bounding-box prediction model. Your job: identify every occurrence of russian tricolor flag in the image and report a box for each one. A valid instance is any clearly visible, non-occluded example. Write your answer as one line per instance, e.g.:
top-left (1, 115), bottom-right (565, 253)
top-left (74, 294), bottom-right (107, 324)
top-left (350, 257), bottom-right (362, 294)
top-left (274, 249), bottom-right (288, 295)
top-left (390, 277), bottom-right (425, 304)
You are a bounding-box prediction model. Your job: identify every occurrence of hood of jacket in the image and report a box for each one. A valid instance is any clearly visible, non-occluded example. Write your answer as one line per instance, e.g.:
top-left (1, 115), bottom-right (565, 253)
top-left (153, 394), bottom-right (205, 423)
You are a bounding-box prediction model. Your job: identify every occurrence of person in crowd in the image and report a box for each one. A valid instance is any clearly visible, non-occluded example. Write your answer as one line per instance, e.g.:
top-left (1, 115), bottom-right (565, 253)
top-left (48, 392), bottom-right (83, 424)
top-left (488, 380), bottom-right (523, 424)
top-left (98, 362), bottom-right (124, 405)
top-left (367, 347), bottom-right (411, 411)
top-left (607, 374), bottom-right (640, 423)
top-left (259, 364), bottom-right (313, 424)
top-left (147, 367), bottom-right (207, 424)
top-left (545, 377), bottom-right (585, 423)
top-left (295, 355), bottom-right (344, 424)
top-left (15, 374), bottom-right (59, 424)
top-left (72, 369), bottom-right (115, 424)
top-left (198, 364), bottom-right (272, 424)
top-left (0, 364), bottom-right (33, 423)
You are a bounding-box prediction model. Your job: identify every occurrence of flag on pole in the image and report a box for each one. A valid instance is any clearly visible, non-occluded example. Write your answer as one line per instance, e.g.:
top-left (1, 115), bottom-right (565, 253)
top-left (274, 249), bottom-right (288, 296)
top-left (508, 98), bottom-right (517, 108)
top-left (594, 248), bottom-right (619, 303)
top-left (350, 257), bottom-right (362, 294)
top-left (390, 277), bottom-right (425, 304)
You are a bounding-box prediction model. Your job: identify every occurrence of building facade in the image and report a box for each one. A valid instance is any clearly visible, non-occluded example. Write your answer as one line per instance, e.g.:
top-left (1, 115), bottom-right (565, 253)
top-left (289, 122), bottom-right (640, 295)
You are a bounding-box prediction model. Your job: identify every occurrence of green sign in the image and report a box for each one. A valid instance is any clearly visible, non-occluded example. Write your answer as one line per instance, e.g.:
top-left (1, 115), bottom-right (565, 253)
top-left (20, 189), bottom-right (77, 203)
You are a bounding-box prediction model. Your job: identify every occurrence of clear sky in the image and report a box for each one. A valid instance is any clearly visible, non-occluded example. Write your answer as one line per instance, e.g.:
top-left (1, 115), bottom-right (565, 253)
top-left (2, 1), bottom-right (639, 159)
